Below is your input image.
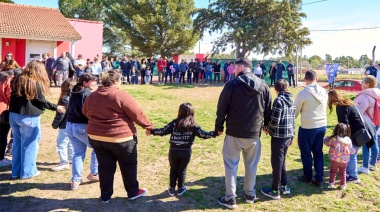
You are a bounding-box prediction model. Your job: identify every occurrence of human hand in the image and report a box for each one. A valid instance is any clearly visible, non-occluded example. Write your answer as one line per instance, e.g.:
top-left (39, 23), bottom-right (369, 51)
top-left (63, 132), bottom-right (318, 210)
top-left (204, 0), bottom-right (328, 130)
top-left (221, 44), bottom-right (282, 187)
top-left (290, 139), bottom-right (293, 146)
top-left (145, 129), bottom-right (151, 136)
top-left (217, 131), bottom-right (223, 136)
top-left (57, 105), bottom-right (66, 114)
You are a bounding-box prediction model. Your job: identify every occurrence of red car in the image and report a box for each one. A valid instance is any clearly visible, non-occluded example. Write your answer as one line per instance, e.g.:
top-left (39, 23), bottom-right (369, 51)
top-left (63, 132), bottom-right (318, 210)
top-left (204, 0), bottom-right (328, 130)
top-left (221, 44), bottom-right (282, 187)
top-left (323, 79), bottom-right (362, 92)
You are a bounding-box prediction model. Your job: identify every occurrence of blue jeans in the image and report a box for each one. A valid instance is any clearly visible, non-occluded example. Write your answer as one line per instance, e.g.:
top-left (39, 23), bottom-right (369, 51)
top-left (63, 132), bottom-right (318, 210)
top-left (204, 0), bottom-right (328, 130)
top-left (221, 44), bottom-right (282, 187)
top-left (66, 122), bottom-right (98, 182)
top-left (298, 126), bottom-right (326, 182)
top-left (362, 126), bottom-right (379, 168)
top-left (131, 74), bottom-right (139, 84)
top-left (165, 70), bottom-right (172, 83)
top-left (145, 76), bottom-right (151, 84)
top-left (346, 144), bottom-right (360, 179)
top-left (56, 128), bottom-right (73, 164)
top-left (122, 69), bottom-right (130, 83)
top-left (9, 113), bottom-right (41, 179)
top-left (224, 71), bottom-right (228, 83)
top-left (205, 71), bottom-right (212, 83)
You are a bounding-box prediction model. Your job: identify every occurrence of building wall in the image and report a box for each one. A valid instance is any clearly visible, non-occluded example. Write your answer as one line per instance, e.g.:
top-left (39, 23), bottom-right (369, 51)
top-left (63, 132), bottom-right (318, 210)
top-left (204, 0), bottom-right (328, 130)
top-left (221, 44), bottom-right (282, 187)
top-left (68, 19), bottom-right (103, 60)
top-left (1, 38), bottom-right (26, 66)
top-left (56, 41), bottom-right (70, 58)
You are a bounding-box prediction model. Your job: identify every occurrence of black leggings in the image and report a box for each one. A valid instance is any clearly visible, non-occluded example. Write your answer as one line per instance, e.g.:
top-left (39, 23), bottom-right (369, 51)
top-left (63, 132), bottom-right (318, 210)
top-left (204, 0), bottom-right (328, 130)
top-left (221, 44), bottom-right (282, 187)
top-left (0, 123), bottom-right (11, 160)
top-left (169, 149), bottom-right (191, 188)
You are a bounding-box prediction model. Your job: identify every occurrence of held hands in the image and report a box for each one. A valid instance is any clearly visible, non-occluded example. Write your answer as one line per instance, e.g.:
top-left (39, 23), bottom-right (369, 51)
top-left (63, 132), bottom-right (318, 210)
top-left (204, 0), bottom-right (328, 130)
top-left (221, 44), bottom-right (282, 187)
top-left (56, 105), bottom-right (66, 114)
top-left (145, 129), bottom-right (151, 136)
top-left (262, 126), bottom-right (268, 135)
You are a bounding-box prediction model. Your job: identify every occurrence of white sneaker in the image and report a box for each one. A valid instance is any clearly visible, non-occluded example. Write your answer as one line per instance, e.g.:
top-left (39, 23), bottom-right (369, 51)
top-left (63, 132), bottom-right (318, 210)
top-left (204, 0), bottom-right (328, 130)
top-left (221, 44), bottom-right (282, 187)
top-left (51, 163), bottom-right (69, 171)
top-left (0, 158), bottom-right (12, 167)
top-left (357, 166), bottom-right (370, 174)
top-left (369, 164), bottom-right (378, 171)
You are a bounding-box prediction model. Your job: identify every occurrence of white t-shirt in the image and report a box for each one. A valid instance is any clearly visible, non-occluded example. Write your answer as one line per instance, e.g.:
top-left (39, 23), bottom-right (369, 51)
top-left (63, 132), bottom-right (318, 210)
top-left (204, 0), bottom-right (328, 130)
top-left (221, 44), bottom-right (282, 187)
top-left (75, 59), bottom-right (86, 67)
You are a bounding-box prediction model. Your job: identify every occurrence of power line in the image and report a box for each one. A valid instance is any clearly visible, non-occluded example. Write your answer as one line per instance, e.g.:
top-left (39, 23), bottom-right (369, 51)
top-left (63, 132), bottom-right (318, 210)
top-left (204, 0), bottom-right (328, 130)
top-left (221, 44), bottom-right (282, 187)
top-left (302, 0), bottom-right (327, 5)
top-left (310, 26), bottom-right (380, 31)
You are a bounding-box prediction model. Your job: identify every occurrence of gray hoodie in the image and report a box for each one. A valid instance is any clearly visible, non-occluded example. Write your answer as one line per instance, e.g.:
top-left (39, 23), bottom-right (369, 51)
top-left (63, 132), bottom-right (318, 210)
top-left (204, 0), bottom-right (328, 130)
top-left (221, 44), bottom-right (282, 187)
top-left (294, 83), bottom-right (327, 129)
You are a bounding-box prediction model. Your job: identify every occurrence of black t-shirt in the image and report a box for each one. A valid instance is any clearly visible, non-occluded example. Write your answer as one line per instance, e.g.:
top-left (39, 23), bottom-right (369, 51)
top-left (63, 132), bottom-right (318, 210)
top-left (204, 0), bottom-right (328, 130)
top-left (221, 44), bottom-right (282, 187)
top-left (213, 63), bottom-right (221, 73)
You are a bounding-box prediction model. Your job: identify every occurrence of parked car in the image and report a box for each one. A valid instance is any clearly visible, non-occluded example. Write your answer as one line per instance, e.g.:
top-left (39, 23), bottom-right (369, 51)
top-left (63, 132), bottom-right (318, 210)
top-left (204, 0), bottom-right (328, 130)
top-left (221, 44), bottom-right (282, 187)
top-left (323, 79), bottom-right (362, 92)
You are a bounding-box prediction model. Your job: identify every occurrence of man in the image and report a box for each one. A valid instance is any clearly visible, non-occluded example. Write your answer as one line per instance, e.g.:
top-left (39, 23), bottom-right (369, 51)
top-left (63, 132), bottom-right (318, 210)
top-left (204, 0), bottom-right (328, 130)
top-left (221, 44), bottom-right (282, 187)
top-left (213, 60), bottom-right (221, 83)
top-left (179, 59), bottom-right (187, 83)
top-left (205, 59), bottom-right (213, 83)
top-left (223, 60), bottom-right (231, 83)
top-left (74, 54), bottom-right (86, 79)
top-left (45, 52), bottom-right (56, 86)
top-left (276, 59), bottom-right (285, 81)
top-left (253, 63), bottom-right (262, 78)
top-left (120, 56), bottom-right (131, 84)
top-left (287, 60), bottom-right (295, 88)
top-left (365, 61), bottom-right (377, 77)
top-left (54, 52), bottom-right (73, 86)
top-left (200, 58), bottom-right (206, 80)
top-left (193, 59), bottom-right (200, 84)
top-left (215, 58), bottom-right (272, 209)
top-left (165, 58), bottom-right (173, 84)
top-left (294, 70), bottom-right (327, 188)
top-left (259, 61), bottom-right (266, 79)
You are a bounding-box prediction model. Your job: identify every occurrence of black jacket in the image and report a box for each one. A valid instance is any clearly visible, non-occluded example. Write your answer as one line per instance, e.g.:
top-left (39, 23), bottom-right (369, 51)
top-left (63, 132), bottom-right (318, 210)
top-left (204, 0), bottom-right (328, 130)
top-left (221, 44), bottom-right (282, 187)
top-left (66, 86), bottom-right (91, 124)
top-left (9, 83), bottom-right (57, 116)
top-left (151, 119), bottom-right (216, 150)
top-left (120, 60), bottom-right (131, 71)
top-left (52, 96), bottom-right (69, 129)
top-left (215, 72), bottom-right (272, 138)
top-left (336, 105), bottom-right (375, 148)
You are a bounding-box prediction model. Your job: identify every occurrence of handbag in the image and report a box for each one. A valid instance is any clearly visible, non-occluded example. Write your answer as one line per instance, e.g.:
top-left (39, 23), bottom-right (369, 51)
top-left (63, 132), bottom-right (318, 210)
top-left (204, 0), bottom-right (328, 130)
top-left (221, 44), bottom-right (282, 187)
top-left (0, 105), bottom-right (10, 124)
top-left (351, 106), bottom-right (372, 147)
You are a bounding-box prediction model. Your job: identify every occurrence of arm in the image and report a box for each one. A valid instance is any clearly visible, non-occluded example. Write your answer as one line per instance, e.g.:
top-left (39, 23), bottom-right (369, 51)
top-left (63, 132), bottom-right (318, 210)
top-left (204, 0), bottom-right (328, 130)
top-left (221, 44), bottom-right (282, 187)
top-left (323, 136), bottom-right (333, 146)
top-left (263, 84), bottom-right (272, 127)
top-left (194, 126), bottom-right (216, 139)
top-left (31, 83), bottom-right (58, 111)
top-left (294, 91), bottom-right (304, 118)
top-left (266, 99), bottom-right (282, 128)
top-left (215, 84), bottom-right (232, 132)
top-left (150, 121), bottom-right (174, 136)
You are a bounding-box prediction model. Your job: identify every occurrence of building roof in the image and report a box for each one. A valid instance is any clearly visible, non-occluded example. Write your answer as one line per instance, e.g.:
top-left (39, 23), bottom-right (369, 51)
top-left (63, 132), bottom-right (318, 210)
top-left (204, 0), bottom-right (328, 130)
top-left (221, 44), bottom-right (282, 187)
top-left (0, 3), bottom-right (81, 41)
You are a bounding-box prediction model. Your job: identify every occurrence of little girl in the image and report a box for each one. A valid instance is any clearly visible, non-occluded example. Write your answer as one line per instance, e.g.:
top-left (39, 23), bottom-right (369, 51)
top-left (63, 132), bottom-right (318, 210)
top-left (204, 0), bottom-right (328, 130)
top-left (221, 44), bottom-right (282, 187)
top-left (145, 66), bottom-right (151, 84)
top-left (131, 66), bottom-right (136, 85)
top-left (51, 79), bottom-right (76, 171)
top-left (147, 103), bottom-right (216, 196)
top-left (324, 123), bottom-right (356, 190)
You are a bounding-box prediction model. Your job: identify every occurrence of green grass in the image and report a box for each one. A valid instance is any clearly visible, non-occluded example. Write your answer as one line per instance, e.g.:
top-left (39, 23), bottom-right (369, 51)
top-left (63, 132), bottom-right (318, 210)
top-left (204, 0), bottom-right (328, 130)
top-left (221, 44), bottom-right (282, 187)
top-left (1, 83), bottom-right (379, 211)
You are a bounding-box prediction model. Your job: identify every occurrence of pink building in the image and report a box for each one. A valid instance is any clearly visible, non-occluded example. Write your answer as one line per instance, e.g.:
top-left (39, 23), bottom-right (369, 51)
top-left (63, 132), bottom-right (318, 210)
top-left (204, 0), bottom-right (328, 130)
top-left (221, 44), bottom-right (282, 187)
top-left (0, 3), bottom-right (103, 66)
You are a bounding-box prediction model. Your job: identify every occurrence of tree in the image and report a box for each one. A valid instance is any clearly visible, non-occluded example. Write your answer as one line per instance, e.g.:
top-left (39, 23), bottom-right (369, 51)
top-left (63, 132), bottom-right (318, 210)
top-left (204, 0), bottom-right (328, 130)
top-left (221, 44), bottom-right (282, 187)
top-left (109, 0), bottom-right (199, 58)
top-left (0, 0), bottom-right (14, 3)
top-left (325, 54), bottom-right (332, 63)
top-left (359, 54), bottom-right (371, 66)
top-left (212, 53), bottom-right (236, 59)
top-left (193, 0), bottom-right (311, 58)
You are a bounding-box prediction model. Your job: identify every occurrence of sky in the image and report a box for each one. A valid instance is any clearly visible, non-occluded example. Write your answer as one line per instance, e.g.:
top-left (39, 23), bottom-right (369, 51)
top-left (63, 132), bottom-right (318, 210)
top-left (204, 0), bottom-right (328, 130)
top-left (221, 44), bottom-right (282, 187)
top-left (13, 0), bottom-right (380, 60)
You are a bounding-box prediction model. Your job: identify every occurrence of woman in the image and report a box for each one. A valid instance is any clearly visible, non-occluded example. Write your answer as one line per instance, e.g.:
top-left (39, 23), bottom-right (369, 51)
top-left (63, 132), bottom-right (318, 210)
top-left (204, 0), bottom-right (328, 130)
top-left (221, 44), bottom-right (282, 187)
top-left (354, 75), bottom-right (380, 174)
top-left (328, 90), bottom-right (368, 183)
top-left (66, 73), bottom-right (99, 190)
top-left (269, 62), bottom-right (277, 86)
top-left (83, 70), bottom-right (153, 203)
top-left (9, 60), bottom-right (65, 179)
top-left (140, 59), bottom-right (147, 84)
top-left (113, 56), bottom-right (120, 70)
top-left (0, 70), bottom-right (14, 166)
top-left (1, 53), bottom-right (20, 71)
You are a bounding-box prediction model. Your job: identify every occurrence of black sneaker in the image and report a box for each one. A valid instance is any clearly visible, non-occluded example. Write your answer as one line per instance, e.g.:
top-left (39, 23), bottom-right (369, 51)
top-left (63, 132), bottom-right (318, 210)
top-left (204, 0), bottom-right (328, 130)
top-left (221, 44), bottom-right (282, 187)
top-left (261, 188), bottom-right (280, 200)
top-left (297, 175), bottom-right (312, 184)
top-left (177, 185), bottom-right (187, 196)
top-left (313, 181), bottom-right (324, 189)
top-left (217, 196), bottom-right (237, 209)
top-left (168, 187), bottom-right (175, 196)
top-left (245, 194), bottom-right (256, 204)
top-left (281, 185), bottom-right (290, 194)
top-left (346, 176), bottom-right (360, 184)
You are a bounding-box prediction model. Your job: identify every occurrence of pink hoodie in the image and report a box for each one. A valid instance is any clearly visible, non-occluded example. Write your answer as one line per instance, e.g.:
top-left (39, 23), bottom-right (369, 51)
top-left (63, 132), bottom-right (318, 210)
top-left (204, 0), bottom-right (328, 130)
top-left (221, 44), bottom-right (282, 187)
top-left (354, 88), bottom-right (380, 123)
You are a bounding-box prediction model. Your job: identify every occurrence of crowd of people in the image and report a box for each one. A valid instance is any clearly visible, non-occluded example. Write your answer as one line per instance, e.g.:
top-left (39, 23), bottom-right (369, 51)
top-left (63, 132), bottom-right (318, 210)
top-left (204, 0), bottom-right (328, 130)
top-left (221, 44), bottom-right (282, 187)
top-left (1, 53), bottom-right (380, 209)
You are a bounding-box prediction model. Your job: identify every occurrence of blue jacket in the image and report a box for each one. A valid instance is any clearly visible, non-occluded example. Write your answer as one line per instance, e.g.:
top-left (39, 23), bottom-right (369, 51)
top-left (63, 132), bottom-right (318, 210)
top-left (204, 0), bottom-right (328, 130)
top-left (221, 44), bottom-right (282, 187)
top-left (276, 63), bottom-right (285, 78)
top-left (287, 64), bottom-right (294, 75)
top-left (223, 63), bottom-right (230, 72)
top-left (46, 57), bottom-right (56, 71)
top-left (366, 66), bottom-right (378, 77)
top-left (179, 62), bottom-right (187, 73)
top-left (120, 60), bottom-right (131, 71)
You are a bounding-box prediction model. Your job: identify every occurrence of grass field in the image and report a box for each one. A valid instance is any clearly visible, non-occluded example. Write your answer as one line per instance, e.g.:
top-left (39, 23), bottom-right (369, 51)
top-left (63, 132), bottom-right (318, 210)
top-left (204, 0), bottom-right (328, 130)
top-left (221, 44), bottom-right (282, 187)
top-left (1, 82), bottom-right (379, 211)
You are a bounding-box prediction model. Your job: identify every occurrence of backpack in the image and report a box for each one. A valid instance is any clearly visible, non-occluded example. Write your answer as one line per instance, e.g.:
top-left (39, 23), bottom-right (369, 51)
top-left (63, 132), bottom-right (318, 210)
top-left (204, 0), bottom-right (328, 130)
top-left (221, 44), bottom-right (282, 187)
top-left (364, 95), bottom-right (380, 126)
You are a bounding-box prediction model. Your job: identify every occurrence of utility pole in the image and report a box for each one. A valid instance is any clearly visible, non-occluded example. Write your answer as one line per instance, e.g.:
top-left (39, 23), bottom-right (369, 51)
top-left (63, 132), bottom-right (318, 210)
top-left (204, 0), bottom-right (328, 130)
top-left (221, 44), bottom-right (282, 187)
top-left (373, 46), bottom-right (376, 63)
top-left (295, 47), bottom-right (299, 86)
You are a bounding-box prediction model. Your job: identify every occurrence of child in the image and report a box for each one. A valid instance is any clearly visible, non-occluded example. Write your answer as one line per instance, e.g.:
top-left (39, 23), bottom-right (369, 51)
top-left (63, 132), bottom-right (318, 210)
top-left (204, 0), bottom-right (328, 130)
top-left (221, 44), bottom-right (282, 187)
top-left (51, 79), bottom-right (76, 171)
top-left (324, 123), bottom-right (356, 190)
top-left (131, 66), bottom-right (136, 85)
top-left (147, 103), bottom-right (216, 196)
top-left (262, 79), bottom-right (296, 200)
top-left (145, 66), bottom-right (151, 85)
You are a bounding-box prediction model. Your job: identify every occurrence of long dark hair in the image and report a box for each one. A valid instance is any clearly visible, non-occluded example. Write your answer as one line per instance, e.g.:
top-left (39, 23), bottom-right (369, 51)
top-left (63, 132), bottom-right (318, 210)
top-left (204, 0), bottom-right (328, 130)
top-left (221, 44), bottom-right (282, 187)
top-left (330, 123), bottom-right (351, 138)
top-left (58, 79), bottom-right (76, 103)
top-left (176, 103), bottom-right (196, 130)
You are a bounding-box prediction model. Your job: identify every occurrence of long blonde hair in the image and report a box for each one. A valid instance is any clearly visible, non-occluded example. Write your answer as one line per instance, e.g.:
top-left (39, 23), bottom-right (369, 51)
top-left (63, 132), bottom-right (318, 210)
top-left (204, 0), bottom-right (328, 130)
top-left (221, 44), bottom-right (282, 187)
top-left (13, 60), bottom-right (51, 100)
